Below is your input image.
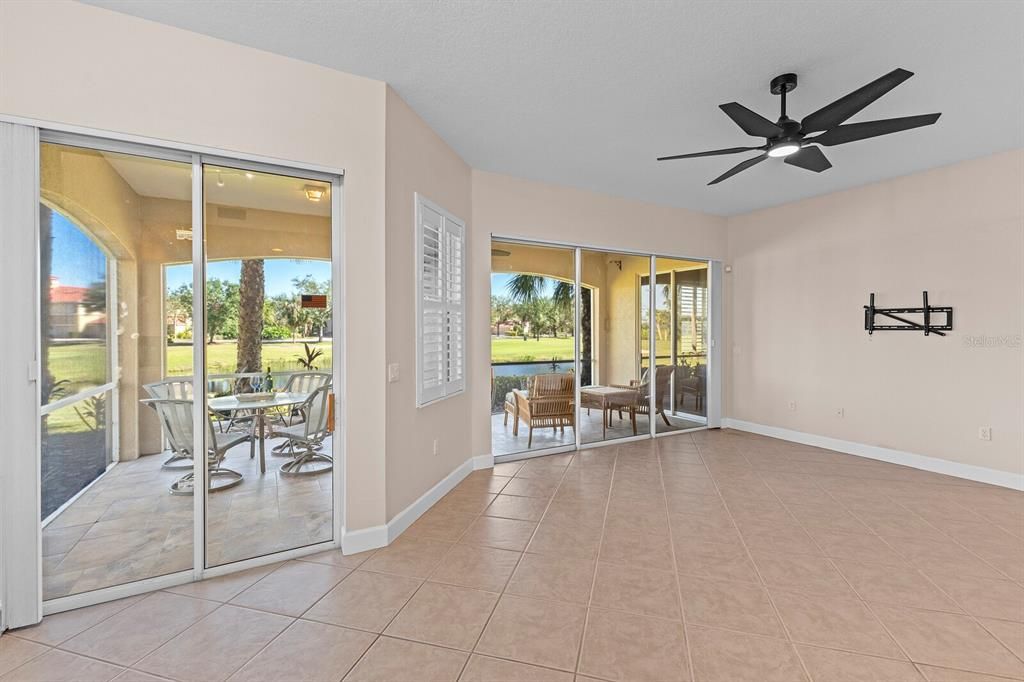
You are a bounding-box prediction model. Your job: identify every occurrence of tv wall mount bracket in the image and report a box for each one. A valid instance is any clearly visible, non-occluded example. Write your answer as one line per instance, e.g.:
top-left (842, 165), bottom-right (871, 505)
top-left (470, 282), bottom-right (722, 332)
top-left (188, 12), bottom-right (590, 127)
top-left (864, 291), bottom-right (952, 337)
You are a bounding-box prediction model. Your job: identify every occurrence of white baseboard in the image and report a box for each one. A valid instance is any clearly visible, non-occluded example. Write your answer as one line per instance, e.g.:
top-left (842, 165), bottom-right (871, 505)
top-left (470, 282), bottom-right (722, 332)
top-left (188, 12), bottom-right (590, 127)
top-left (722, 418), bottom-right (1024, 491)
top-left (341, 524), bottom-right (388, 555)
top-left (341, 453), bottom-right (495, 555)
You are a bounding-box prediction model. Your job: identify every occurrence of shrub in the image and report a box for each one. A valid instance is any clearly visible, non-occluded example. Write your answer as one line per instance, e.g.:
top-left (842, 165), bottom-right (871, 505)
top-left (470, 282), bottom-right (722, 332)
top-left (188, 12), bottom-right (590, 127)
top-left (262, 325), bottom-right (292, 340)
top-left (491, 374), bottom-right (529, 414)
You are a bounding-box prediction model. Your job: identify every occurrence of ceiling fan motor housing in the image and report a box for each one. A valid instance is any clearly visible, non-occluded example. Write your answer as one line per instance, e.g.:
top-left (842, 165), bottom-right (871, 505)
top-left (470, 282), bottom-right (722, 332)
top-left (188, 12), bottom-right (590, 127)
top-left (770, 73), bottom-right (798, 95)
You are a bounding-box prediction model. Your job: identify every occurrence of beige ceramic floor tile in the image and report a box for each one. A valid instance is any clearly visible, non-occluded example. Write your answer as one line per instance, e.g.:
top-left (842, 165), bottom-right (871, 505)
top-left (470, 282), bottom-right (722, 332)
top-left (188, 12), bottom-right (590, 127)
top-left (429, 543), bottom-right (521, 593)
top-left (678, 575), bottom-right (785, 638)
top-left (134, 605), bottom-right (292, 682)
top-left (484, 495), bottom-right (551, 522)
top-left (303, 570), bottom-right (421, 632)
top-left (599, 526), bottom-right (675, 572)
top-left (296, 548), bottom-right (376, 569)
top-left (461, 517), bottom-right (538, 552)
top-left (460, 655), bottom-right (574, 681)
top-left (751, 552), bottom-right (856, 598)
top-left (404, 508), bottom-right (480, 542)
top-left (385, 582), bottom-right (498, 650)
top-left (501, 478), bottom-right (560, 499)
top-left (505, 553), bottom-right (596, 605)
top-left (343, 636), bottom-right (467, 682)
top-left (916, 664), bottom-right (1020, 681)
top-left (978, 617), bottom-right (1024, 660)
top-left (227, 619), bottom-right (375, 681)
top-left (770, 589), bottom-right (905, 658)
top-left (0, 637), bottom-right (49, 677)
top-left (921, 571), bottom-right (1024, 622)
top-left (591, 562), bottom-right (681, 620)
top-left (475, 595), bottom-right (586, 671)
top-left (873, 604), bottom-right (1024, 679)
top-left (578, 608), bottom-right (689, 682)
top-left (164, 563), bottom-right (282, 603)
top-left (111, 670), bottom-right (172, 681)
top-left (229, 560), bottom-right (350, 616)
top-left (796, 646), bottom-right (924, 681)
top-left (12, 595), bottom-right (144, 646)
top-left (834, 559), bottom-right (962, 613)
top-left (60, 592), bottom-right (220, 666)
top-left (0, 649), bottom-right (123, 682)
top-left (687, 625), bottom-right (807, 682)
top-left (673, 540), bottom-right (760, 583)
top-left (361, 537), bottom-right (454, 578)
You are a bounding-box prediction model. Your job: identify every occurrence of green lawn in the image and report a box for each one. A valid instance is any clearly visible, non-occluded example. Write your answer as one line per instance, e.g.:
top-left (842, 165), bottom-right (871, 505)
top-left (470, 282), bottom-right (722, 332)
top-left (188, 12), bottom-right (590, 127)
top-left (491, 336), bottom-right (574, 363)
top-left (166, 341), bottom-right (333, 375)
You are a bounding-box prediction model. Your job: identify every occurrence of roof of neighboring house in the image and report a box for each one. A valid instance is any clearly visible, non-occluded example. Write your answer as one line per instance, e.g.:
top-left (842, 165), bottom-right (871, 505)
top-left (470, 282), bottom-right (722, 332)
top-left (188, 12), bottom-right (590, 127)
top-left (49, 285), bottom-right (89, 304)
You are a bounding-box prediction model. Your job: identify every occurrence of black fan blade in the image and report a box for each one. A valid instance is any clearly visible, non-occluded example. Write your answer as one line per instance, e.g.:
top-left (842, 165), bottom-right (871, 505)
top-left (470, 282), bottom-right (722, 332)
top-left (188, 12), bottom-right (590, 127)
top-left (801, 68), bottom-right (914, 133)
top-left (708, 153), bottom-right (767, 185)
top-left (719, 102), bottom-right (783, 138)
top-left (658, 145), bottom-right (765, 161)
top-left (784, 145), bottom-right (832, 173)
top-left (811, 113), bottom-right (941, 146)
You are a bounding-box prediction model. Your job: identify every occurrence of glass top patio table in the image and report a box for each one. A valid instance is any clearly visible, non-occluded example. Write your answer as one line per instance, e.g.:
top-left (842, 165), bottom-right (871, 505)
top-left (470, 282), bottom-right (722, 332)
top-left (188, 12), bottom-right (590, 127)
top-left (209, 392), bottom-right (310, 474)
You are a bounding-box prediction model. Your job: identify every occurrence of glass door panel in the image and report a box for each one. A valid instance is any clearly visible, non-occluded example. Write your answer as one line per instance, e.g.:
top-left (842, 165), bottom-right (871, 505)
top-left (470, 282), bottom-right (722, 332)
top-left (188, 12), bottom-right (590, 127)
top-left (654, 257), bottom-right (709, 433)
top-left (203, 163), bottom-right (334, 567)
top-left (490, 239), bottom-right (576, 456)
top-left (40, 142), bottom-right (194, 600)
top-left (580, 251), bottom-right (651, 445)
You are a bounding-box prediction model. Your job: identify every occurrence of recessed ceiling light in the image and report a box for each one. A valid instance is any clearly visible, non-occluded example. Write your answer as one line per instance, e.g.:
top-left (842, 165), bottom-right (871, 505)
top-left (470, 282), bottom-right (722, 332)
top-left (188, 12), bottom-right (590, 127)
top-left (304, 185), bottom-right (326, 202)
top-left (271, 247), bottom-right (284, 253)
top-left (245, 172), bottom-right (255, 179)
top-left (216, 171), bottom-right (225, 187)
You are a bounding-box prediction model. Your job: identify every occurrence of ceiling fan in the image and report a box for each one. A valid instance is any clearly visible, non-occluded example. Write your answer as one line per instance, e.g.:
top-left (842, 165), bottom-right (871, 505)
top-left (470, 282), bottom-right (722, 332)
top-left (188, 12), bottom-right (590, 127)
top-left (658, 68), bottom-right (941, 185)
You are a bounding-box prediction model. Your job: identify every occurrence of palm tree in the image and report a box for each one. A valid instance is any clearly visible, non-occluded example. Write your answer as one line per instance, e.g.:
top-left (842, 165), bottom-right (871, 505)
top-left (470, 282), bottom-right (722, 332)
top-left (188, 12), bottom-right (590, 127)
top-left (505, 274), bottom-right (544, 304)
top-left (236, 259), bottom-right (264, 375)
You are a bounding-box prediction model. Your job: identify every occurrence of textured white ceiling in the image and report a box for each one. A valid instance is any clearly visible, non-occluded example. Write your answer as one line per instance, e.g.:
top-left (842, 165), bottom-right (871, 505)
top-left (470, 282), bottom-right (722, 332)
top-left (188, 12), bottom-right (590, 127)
top-left (85, 0), bottom-right (1024, 216)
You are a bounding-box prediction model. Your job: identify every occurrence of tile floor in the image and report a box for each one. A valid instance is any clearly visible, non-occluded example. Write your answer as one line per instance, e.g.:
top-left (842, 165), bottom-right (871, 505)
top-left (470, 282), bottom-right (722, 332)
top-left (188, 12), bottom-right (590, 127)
top-left (43, 436), bottom-right (333, 600)
top-left (4, 429), bottom-right (1022, 681)
top-left (491, 408), bottom-right (705, 456)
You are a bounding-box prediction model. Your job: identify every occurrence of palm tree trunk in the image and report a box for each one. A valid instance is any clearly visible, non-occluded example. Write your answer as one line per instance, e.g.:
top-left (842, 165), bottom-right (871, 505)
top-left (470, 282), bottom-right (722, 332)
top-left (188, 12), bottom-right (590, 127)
top-left (236, 259), bottom-right (265, 377)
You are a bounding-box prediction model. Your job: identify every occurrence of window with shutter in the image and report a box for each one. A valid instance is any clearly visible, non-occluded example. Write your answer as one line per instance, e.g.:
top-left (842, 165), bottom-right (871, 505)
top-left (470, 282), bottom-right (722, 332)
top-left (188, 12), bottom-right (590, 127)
top-left (415, 194), bottom-right (466, 406)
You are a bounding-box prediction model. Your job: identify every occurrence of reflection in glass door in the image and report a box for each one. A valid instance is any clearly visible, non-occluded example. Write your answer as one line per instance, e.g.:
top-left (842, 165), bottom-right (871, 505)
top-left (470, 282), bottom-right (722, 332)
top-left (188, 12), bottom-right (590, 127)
top-left (203, 163), bottom-right (335, 567)
top-left (579, 250), bottom-right (652, 445)
top-left (40, 141), bottom-right (194, 601)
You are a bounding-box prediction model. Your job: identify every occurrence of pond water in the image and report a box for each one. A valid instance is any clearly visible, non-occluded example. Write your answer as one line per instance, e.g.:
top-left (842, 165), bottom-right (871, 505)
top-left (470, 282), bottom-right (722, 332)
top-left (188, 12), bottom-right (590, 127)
top-left (492, 361), bottom-right (574, 377)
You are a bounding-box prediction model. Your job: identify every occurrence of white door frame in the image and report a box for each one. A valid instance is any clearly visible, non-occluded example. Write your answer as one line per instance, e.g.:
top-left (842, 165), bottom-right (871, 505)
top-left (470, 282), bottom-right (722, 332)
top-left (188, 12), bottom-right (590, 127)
top-left (0, 117), bottom-right (347, 622)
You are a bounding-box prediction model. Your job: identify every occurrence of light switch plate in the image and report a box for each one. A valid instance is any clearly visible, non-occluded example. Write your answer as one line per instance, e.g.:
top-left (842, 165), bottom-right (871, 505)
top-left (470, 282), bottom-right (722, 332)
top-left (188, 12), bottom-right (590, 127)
top-left (387, 363), bottom-right (400, 383)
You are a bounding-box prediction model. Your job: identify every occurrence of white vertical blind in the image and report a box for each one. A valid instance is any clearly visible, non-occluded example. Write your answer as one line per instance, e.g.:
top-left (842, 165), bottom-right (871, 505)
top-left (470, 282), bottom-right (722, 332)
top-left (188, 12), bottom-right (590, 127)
top-left (416, 195), bottom-right (466, 406)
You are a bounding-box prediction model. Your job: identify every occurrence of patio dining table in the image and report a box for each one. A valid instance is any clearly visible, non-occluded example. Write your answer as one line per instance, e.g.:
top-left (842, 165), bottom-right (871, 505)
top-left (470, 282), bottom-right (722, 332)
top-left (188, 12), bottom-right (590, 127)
top-left (580, 386), bottom-right (639, 438)
top-left (209, 392), bottom-right (309, 474)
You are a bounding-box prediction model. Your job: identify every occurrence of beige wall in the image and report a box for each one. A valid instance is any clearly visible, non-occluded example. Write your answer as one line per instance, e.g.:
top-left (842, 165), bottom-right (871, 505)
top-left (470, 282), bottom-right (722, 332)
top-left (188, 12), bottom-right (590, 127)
top-left (383, 87), bottom-right (473, 518)
top-left (471, 171), bottom-right (728, 457)
top-left (0, 0), bottom-right (390, 531)
top-left (725, 150), bottom-right (1024, 476)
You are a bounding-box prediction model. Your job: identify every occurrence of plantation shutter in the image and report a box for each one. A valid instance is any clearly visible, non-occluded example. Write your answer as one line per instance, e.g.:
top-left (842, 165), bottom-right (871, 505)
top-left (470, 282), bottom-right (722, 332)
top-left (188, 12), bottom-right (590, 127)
top-left (416, 195), bottom-right (466, 406)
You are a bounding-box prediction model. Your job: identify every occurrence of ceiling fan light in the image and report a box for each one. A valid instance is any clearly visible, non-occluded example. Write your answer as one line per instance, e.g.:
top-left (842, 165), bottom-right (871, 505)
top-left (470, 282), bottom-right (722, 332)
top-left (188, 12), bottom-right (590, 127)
top-left (767, 142), bottom-right (801, 158)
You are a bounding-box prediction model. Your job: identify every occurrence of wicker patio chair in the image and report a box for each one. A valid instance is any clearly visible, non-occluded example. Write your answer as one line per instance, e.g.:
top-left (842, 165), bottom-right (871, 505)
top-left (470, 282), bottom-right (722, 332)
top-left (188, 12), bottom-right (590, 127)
top-left (512, 373), bottom-right (575, 447)
top-left (614, 365), bottom-right (674, 427)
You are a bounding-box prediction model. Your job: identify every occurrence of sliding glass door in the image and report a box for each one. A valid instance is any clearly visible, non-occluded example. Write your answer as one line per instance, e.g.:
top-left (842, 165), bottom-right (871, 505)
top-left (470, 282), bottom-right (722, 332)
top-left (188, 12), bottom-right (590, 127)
top-left (40, 141), bottom-right (195, 601)
top-left (490, 238), bottom-right (714, 458)
top-left (490, 240), bottom-right (576, 457)
top-left (37, 134), bottom-right (340, 607)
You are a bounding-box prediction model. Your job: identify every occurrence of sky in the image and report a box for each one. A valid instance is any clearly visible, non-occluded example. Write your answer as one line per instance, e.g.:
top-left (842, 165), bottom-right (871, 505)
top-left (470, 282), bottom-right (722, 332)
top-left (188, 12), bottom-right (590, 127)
top-left (491, 273), bottom-right (558, 298)
top-left (165, 259), bottom-right (331, 296)
top-left (49, 212), bottom-right (106, 287)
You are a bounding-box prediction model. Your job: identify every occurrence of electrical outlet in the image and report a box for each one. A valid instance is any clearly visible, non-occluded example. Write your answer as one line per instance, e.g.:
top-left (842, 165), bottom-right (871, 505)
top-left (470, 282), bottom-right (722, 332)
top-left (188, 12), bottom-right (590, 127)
top-left (836, 407), bottom-right (844, 418)
top-left (978, 427), bottom-right (992, 441)
top-left (788, 401), bottom-right (797, 411)
top-left (432, 438), bottom-right (439, 455)
top-left (387, 363), bottom-right (400, 383)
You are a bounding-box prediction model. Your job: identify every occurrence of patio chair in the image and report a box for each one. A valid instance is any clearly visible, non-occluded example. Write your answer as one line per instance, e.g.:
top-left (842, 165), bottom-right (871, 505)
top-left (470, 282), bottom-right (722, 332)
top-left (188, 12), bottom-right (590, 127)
top-left (512, 373), bottom-right (575, 447)
top-left (141, 398), bottom-right (249, 495)
top-left (268, 385), bottom-right (333, 475)
top-left (143, 379), bottom-right (195, 468)
top-left (278, 371), bottom-right (332, 424)
top-left (614, 365), bottom-right (673, 427)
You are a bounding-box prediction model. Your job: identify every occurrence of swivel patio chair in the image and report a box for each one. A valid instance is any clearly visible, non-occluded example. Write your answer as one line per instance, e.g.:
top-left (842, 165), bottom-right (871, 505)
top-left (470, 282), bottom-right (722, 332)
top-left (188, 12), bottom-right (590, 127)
top-left (142, 398), bottom-right (250, 494)
top-left (143, 378), bottom-right (195, 468)
top-left (268, 385), bottom-right (333, 475)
